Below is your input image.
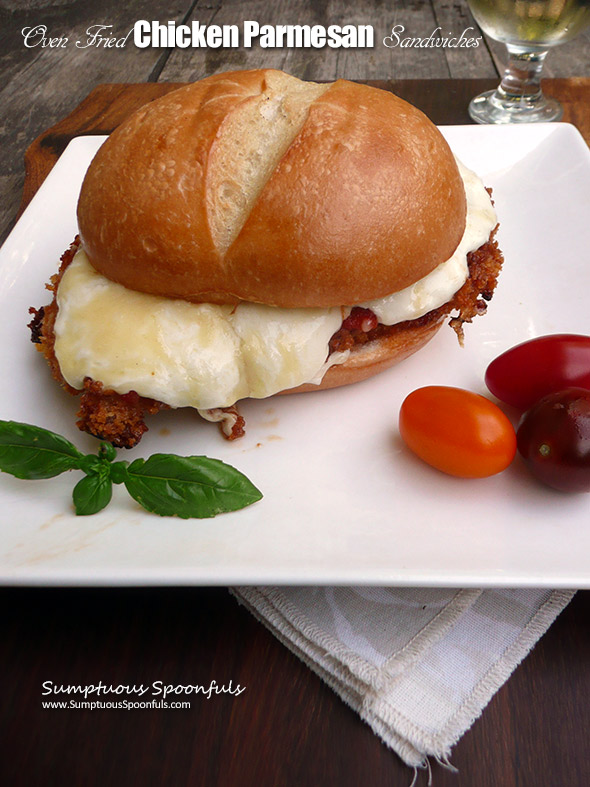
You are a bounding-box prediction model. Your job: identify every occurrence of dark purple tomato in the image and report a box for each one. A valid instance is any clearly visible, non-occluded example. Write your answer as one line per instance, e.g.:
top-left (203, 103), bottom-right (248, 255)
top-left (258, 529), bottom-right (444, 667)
top-left (517, 387), bottom-right (590, 492)
top-left (486, 335), bottom-right (590, 410)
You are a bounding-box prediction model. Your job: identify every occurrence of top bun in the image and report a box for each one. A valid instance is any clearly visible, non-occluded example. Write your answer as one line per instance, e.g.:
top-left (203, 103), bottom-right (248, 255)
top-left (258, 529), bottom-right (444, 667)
top-left (77, 69), bottom-right (466, 308)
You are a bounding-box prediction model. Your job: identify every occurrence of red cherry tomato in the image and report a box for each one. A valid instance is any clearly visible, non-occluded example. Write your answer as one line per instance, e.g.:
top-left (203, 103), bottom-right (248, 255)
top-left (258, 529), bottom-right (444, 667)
top-left (517, 387), bottom-right (590, 493)
top-left (485, 334), bottom-right (590, 410)
top-left (399, 386), bottom-right (517, 478)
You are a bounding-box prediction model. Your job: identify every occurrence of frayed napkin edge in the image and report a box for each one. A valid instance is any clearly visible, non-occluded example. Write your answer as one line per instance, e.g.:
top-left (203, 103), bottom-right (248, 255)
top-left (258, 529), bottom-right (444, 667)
top-left (230, 586), bottom-right (575, 769)
top-left (364, 588), bottom-right (576, 761)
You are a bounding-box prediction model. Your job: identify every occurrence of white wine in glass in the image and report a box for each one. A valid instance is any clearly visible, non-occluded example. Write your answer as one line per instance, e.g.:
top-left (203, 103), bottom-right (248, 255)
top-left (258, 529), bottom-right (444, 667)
top-left (467, 0), bottom-right (590, 123)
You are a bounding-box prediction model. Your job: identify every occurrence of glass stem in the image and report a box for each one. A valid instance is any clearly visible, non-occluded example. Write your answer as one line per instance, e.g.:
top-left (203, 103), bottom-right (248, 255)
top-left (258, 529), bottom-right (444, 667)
top-left (496, 45), bottom-right (549, 105)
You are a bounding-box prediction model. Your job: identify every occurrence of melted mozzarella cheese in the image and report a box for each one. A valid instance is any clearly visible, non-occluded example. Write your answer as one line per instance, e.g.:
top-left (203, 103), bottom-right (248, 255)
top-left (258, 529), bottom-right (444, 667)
top-left (362, 161), bottom-right (497, 324)
top-left (54, 160), bottom-right (496, 409)
top-left (54, 254), bottom-right (346, 409)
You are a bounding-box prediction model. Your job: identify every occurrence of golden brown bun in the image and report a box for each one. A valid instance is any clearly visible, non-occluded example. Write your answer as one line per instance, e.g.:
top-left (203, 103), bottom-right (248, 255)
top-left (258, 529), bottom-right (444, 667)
top-left (281, 314), bottom-right (445, 395)
top-left (77, 69), bottom-right (466, 308)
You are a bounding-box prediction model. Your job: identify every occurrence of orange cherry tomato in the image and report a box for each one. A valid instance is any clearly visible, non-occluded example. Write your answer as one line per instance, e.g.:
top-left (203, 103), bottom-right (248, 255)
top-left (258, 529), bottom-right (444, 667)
top-left (399, 386), bottom-right (517, 478)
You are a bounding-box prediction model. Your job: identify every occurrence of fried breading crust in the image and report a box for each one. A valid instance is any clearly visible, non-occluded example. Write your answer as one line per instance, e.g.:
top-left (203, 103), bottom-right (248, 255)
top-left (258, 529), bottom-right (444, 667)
top-left (28, 238), bottom-right (167, 448)
top-left (329, 226), bottom-right (503, 353)
top-left (29, 225), bottom-right (503, 447)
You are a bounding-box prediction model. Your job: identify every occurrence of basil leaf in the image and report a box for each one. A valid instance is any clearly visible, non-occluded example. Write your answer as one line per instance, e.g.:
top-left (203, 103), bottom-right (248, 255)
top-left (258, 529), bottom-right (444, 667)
top-left (73, 472), bottom-right (113, 516)
top-left (124, 454), bottom-right (262, 519)
top-left (0, 420), bottom-right (84, 479)
top-left (98, 442), bottom-right (117, 463)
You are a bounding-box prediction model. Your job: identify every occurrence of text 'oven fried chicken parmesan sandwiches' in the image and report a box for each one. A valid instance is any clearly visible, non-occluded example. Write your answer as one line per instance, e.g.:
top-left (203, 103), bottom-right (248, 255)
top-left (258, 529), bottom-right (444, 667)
top-left (29, 69), bottom-right (503, 447)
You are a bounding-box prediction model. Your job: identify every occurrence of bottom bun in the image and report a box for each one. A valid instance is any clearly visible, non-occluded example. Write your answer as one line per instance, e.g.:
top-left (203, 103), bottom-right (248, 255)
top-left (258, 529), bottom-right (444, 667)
top-left (280, 314), bottom-right (445, 395)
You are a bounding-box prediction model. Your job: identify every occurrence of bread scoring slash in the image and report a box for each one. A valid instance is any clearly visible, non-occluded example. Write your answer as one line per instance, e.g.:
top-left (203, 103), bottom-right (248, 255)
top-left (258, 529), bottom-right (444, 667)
top-left (29, 69), bottom-right (503, 447)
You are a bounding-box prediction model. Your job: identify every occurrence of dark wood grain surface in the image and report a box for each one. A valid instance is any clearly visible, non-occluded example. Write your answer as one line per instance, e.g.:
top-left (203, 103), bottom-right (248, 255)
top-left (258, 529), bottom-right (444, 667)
top-left (2, 587), bottom-right (590, 787)
top-left (2, 75), bottom-right (590, 786)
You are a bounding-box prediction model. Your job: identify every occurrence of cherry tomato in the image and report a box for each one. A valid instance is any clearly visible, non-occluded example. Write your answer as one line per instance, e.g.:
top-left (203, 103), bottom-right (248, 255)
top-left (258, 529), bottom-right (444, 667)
top-left (485, 334), bottom-right (590, 411)
top-left (399, 386), bottom-right (517, 478)
top-left (517, 387), bottom-right (590, 493)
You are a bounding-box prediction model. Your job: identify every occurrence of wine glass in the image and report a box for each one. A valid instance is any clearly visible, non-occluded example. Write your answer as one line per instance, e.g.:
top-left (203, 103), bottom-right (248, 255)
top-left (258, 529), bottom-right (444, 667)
top-left (467, 0), bottom-right (590, 123)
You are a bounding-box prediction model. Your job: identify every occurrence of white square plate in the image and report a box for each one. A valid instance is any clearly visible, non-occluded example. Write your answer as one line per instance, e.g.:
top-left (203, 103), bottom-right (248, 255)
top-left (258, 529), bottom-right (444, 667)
top-left (1, 124), bottom-right (590, 587)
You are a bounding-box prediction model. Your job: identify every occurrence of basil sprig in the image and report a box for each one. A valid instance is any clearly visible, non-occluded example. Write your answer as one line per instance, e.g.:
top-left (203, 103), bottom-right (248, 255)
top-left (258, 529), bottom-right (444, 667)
top-left (0, 420), bottom-right (262, 518)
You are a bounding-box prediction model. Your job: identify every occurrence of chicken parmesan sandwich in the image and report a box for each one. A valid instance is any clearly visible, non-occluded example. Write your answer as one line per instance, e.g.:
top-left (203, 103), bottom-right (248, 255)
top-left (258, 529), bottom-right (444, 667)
top-left (29, 69), bottom-right (503, 447)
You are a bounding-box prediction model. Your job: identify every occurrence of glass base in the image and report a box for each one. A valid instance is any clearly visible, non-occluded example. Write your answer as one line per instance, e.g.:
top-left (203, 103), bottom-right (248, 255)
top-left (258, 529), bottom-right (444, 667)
top-left (468, 88), bottom-right (563, 124)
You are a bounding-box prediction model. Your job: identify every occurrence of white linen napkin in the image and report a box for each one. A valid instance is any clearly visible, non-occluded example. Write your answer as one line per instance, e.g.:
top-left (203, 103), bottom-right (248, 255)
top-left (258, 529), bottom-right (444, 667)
top-left (231, 586), bottom-right (573, 769)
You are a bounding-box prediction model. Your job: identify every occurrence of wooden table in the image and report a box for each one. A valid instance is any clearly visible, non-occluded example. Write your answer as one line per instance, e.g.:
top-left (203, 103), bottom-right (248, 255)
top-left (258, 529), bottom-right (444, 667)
top-left (2, 76), bottom-right (590, 786)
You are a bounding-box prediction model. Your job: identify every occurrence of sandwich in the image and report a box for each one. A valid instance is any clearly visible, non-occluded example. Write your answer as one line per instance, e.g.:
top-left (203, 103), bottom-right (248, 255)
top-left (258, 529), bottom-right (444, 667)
top-left (29, 69), bottom-right (503, 447)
